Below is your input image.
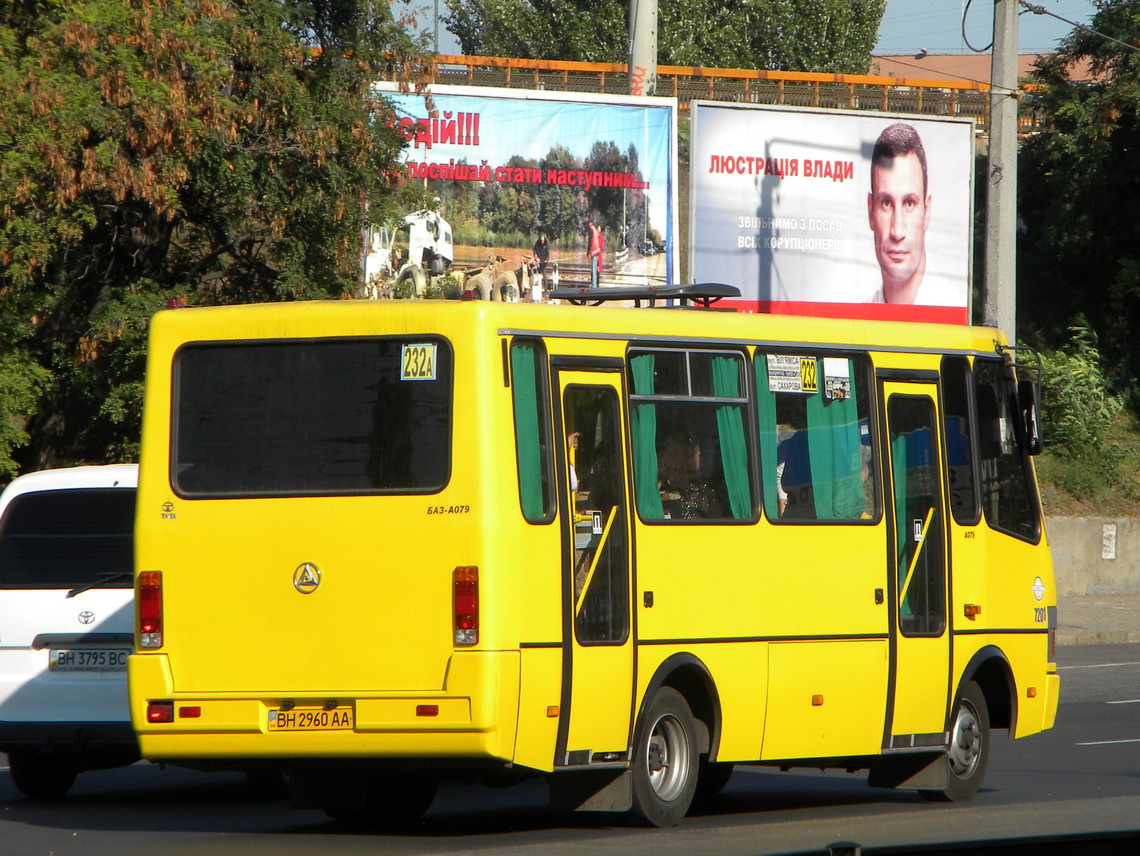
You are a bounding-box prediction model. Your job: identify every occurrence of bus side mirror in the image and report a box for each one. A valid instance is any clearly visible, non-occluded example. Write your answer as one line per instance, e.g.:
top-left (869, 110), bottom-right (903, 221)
top-left (1018, 380), bottom-right (1043, 456)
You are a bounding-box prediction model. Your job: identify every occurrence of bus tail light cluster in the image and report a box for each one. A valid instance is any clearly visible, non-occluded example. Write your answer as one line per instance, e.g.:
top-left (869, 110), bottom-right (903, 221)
top-left (453, 566), bottom-right (478, 646)
top-left (138, 570), bottom-right (163, 649)
top-left (147, 701), bottom-right (174, 723)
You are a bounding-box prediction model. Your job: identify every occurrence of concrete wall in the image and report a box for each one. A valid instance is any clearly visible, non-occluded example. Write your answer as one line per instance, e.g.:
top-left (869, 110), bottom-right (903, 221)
top-left (1047, 518), bottom-right (1140, 596)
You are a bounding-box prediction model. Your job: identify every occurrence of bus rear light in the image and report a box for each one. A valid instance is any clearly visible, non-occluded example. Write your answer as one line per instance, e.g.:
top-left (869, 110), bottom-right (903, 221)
top-left (453, 566), bottom-right (478, 646)
top-left (179, 706), bottom-right (202, 718)
top-left (138, 570), bottom-right (163, 649)
top-left (147, 701), bottom-right (174, 723)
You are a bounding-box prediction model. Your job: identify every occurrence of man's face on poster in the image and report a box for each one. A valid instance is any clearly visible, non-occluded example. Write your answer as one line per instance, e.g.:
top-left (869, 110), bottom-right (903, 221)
top-left (868, 151), bottom-right (931, 301)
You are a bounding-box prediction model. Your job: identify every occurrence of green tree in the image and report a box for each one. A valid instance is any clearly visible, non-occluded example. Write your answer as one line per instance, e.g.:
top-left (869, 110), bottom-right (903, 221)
top-left (1018, 0), bottom-right (1140, 402)
top-left (443, 0), bottom-right (884, 73)
top-left (0, 0), bottom-right (425, 474)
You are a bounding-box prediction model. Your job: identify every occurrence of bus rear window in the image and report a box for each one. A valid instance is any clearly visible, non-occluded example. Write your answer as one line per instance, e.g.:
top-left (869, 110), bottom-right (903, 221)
top-left (0, 489), bottom-right (135, 589)
top-left (173, 338), bottom-right (452, 497)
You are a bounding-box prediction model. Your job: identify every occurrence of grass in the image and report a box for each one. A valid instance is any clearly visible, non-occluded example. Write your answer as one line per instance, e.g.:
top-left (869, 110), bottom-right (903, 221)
top-left (1036, 411), bottom-right (1140, 518)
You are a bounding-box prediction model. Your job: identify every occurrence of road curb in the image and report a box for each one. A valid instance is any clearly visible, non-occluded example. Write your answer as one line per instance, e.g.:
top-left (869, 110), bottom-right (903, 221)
top-left (1057, 630), bottom-right (1140, 646)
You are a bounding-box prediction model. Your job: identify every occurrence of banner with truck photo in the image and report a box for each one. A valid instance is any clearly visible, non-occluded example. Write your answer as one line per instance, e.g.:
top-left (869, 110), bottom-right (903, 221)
top-left (689, 102), bottom-right (974, 324)
top-left (366, 84), bottom-right (679, 302)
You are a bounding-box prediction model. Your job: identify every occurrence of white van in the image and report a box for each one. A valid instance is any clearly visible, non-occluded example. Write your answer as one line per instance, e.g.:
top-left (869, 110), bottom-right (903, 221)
top-left (0, 464), bottom-right (138, 797)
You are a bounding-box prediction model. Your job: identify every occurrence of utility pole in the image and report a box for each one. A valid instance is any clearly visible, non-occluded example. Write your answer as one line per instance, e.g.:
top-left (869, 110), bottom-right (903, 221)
top-left (984, 0), bottom-right (1019, 341)
top-left (628, 0), bottom-right (657, 96)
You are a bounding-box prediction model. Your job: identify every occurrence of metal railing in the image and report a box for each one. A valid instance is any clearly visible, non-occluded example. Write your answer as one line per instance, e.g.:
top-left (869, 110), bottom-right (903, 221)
top-left (423, 55), bottom-right (1045, 133)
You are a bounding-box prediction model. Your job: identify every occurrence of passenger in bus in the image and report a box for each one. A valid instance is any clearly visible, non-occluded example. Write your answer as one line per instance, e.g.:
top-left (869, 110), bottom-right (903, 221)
top-left (659, 433), bottom-right (723, 520)
top-left (567, 431), bottom-right (580, 492)
top-left (776, 427), bottom-right (815, 519)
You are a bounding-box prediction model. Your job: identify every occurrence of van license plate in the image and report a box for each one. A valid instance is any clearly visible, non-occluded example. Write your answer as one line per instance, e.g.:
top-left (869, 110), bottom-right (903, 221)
top-left (268, 708), bottom-right (355, 731)
top-left (49, 649), bottom-right (130, 671)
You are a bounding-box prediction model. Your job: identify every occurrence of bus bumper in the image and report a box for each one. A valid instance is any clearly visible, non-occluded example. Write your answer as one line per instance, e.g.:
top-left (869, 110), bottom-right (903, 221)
top-left (129, 651), bottom-right (520, 762)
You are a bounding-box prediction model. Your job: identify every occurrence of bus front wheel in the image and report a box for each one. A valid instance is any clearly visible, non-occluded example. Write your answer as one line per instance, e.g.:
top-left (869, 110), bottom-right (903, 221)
top-left (920, 681), bottom-right (990, 803)
top-left (628, 687), bottom-right (698, 827)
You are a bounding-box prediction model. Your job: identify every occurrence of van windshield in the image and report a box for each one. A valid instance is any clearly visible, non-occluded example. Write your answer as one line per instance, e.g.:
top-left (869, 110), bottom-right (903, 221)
top-left (173, 337), bottom-right (453, 497)
top-left (0, 489), bottom-right (136, 589)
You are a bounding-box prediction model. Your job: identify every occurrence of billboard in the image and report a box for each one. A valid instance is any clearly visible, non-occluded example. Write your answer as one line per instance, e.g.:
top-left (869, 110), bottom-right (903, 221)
top-left (372, 84), bottom-right (679, 295)
top-left (689, 102), bottom-right (974, 324)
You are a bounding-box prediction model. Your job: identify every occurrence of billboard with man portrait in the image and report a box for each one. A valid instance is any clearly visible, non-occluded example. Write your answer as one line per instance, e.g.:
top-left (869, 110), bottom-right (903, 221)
top-left (689, 102), bottom-right (974, 324)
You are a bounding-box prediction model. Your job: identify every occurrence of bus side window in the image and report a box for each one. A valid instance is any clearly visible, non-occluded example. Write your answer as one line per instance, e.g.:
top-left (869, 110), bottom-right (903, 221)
top-left (627, 348), bottom-right (754, 523)
top-left (973, 359), bottom-right (1040, 541)
top-left (510, 339), bottom-right (554, 522)
top-left (756, 353), bottom-right (876, 523)
top-left (941, 355), bottom-right (980, 524)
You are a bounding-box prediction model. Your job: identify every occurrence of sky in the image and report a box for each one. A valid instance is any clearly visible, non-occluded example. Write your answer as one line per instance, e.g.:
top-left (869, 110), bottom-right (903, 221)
top-left (422, 1), bottom-right (1099, 59)
top-left (874, 0), bottom-right (1097, 55)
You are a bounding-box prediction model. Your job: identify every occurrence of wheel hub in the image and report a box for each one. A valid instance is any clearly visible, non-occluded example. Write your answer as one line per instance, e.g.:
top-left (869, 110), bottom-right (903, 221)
top-left (948, 702), bottom-right (981, 778)
top-left (645, 714), bottom-right (690, 801)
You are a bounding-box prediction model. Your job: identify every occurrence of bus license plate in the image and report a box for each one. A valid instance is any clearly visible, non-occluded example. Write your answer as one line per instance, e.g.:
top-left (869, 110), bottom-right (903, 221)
top-left (268, 707), bottom-right (354, 731)
top-left (49, 648), bottom-right (130, 671)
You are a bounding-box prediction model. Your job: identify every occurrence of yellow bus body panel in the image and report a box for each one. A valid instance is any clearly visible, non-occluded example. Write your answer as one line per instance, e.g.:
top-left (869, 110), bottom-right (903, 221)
top-left (130, 300), bottom-right (1058, 780)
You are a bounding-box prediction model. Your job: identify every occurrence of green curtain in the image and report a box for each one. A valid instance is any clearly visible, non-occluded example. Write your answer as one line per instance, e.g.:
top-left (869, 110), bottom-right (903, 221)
top-left (510, 343), bottom-right (545, 519)
top-left (630, 354), bottom-right (664, 519)
top-left (754, 357), bottom-right (780, 519)
top-left (805, 375), bottom-right (864, 519)
top-left (712, 356), bottom-right (751, 519)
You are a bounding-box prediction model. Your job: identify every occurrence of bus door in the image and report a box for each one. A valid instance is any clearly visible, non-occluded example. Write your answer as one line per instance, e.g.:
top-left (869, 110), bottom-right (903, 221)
top-left (882, 380), bottom-right (950, 748)
top-left (554, 367), bottom-right (634, 765)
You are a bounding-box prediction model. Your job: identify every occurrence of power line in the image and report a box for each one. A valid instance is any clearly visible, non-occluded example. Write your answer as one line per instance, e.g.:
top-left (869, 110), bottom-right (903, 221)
top-left (1018, 1), bottom-right (1140, 54)
top-left (869, 54), bottom-right (1021, 95)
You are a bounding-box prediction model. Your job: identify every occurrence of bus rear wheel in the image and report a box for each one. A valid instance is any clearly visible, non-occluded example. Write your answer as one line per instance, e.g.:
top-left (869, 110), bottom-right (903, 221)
top-left (920, 681), bottom-right (990, 803)
top-left (628, 687), bottom-right (698, 827)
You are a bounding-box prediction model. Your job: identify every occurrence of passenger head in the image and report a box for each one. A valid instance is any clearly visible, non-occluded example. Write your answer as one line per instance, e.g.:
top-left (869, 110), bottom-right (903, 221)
top-left (662, 433), bottom-right (701, 490)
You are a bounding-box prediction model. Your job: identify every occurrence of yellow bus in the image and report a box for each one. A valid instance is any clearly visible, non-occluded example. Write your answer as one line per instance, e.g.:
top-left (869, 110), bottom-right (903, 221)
top-left (129, 286), bottom-right (1059, 826)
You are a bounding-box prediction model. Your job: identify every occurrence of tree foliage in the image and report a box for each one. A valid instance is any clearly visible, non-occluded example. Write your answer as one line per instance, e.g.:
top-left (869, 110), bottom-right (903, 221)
top-left (0, 0), bottom-right (425, 474)
top-left (443, 0), bottom-right (885, 73)
top-left (1039, 320), bottom-right (1122, 456)
top-left (1018, 0), bottom-right (1140, 403)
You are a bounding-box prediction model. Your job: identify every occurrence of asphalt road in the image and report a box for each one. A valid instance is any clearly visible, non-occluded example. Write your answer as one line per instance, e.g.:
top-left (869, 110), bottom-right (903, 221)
top-left (2, 643), bottom-right (1138, 856)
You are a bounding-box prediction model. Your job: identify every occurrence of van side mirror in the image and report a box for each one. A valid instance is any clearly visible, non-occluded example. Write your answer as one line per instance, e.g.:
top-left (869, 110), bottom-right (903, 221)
top-left (1017, 379), bottom-right (1043, 456)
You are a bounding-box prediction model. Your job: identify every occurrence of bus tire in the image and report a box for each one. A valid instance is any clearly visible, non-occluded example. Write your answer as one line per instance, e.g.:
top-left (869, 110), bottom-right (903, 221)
top-left (8, 752), bottom-right (77, 799)
top-left (325, 773), bottom-right (437, 827)
top-left (628, 687), bottom-right (698, 827)
top-left (495, 271), bottom-right (519, 303)
top-left (920, 681), bottom-right (990, 803)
